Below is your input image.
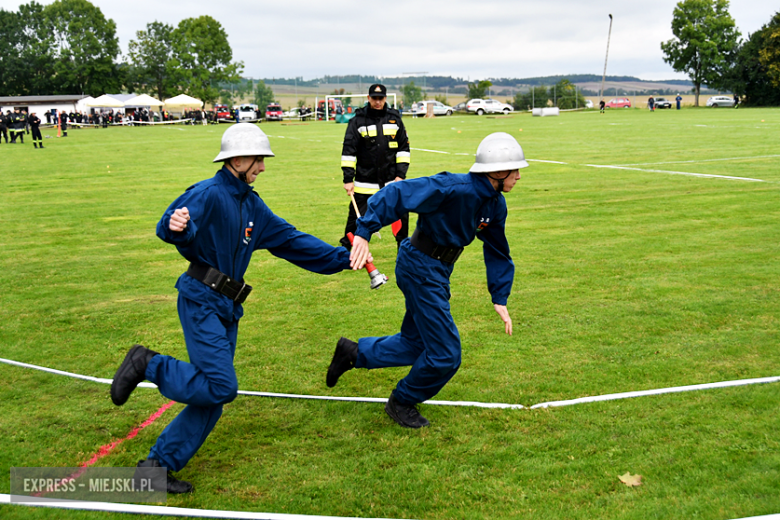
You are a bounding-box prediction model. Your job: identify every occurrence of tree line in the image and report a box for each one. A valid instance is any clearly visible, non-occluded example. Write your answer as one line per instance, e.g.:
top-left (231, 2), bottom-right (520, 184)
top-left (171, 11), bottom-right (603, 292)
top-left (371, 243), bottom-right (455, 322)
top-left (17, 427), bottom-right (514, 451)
top-left (0, 0), bottom-right (242, 104)
top-left (662, 1), bottom-right (779, 106)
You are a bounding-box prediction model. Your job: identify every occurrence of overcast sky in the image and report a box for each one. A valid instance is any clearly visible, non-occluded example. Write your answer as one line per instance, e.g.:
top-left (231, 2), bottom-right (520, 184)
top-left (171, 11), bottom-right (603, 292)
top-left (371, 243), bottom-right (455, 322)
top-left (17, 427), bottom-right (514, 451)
top-left (1, 0), bottom-right (773, 81)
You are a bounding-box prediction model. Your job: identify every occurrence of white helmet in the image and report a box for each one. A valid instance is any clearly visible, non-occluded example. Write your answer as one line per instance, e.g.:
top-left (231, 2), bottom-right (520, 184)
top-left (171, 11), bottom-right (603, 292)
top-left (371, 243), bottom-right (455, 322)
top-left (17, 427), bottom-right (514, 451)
top-left (469, 132), bottom-right (528, 173)
top-left (213, 123), bottom-right (274, 163)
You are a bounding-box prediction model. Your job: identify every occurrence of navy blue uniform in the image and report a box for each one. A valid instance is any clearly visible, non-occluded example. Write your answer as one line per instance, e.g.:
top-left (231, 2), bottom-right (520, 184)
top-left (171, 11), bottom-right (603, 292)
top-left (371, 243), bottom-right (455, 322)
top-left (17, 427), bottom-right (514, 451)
top-left (354, 172), bottom-right (514, 405)
top-left (147, 166), bottom-right (351, 471)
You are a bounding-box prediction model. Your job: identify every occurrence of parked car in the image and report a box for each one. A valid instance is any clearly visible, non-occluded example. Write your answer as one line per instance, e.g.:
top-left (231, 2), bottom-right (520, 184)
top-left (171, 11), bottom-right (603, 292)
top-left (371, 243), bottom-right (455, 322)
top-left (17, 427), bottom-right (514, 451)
top-left (265, 103), bottom-right (283, 121)
top-left (411, 100), bottom-right (453, 116)
top-left (706, 96), bottom-right (735, 107)
top-left (654, 97), bottom-right (672, 109)
top-left (605, 97), bottom-right (632, 108)
top-left (453, 102), bottom-right (468, 113)
top-left (214, 104), bottom-right (230, 119)
top-left (466, 99), bottom-right (513, 115)
top-left (237, 104), bottom-right (258, 120)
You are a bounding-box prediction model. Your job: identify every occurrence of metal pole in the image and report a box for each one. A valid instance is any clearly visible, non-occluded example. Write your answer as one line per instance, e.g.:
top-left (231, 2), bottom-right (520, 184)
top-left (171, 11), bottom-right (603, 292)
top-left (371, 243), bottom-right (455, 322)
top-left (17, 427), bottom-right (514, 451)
top-left (600, 14), bottom-right (613, 102)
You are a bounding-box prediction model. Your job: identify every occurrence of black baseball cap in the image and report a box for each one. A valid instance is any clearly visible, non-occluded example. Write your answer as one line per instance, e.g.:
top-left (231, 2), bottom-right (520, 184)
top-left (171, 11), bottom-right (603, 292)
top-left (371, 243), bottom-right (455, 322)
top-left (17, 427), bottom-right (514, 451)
top-left (368, 84), bottom-right (387, 98)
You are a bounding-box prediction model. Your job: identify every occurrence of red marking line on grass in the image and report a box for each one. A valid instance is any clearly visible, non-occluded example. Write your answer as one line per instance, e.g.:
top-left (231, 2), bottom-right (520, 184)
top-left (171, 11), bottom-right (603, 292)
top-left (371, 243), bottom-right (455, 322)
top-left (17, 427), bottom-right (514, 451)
top-left (81, 400), bottom-right (175, 467)
top-left (29, 400), bottom-right (175, 497)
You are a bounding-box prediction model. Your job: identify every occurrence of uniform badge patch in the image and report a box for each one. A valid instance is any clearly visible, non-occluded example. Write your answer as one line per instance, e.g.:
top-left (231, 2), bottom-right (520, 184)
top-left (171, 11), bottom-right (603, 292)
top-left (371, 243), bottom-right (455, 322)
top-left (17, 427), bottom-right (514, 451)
top-left (477, 217), bottom-right (490, 232)
top-left (244, 221), bottom-right (253, 244)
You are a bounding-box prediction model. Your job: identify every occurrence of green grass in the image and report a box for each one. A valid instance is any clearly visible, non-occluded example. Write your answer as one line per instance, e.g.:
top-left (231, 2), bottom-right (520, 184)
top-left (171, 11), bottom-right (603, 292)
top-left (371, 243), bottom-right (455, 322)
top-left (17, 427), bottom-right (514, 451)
top-left (1, 107), bottom-right (779, 519)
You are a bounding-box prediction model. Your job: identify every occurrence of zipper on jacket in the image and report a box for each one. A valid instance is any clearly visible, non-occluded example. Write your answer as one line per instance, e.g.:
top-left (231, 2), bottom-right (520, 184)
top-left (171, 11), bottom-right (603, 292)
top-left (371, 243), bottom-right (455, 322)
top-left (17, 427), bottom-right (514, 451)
top-left (232, 193), bottom-right (247, 278)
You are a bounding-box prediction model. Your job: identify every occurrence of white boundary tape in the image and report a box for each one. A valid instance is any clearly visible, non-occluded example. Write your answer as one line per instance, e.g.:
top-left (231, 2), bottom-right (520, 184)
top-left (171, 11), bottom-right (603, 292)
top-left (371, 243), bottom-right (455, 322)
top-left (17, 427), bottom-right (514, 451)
top-left (0, 358), bottom-right (523, 409)
top-left (584, 163), bottom-right (765, 182)
top-left (617, 154), bottom-right (780, 167)
top-left (530, 376), bottom-right (780, 409)
top-left (2, 357), bottom-right (779, 410)
top-left (1, 496), bottom-right (776, 520)
top-left (0, 494), bottom-right (410, 520)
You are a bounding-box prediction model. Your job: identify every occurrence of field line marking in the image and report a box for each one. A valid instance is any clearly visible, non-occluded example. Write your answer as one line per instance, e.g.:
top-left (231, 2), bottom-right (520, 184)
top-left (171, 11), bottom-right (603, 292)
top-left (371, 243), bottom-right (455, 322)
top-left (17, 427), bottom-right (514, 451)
top-left (4, 357), bottom-right (780, 410)
top-left (528, 159), bottom-right (568, 164)
top-left (584, 164), bottom-right (765, 182)
top-left (410, 147), bottom-right (450, 154)
top-left (616, 154), bottom-right (780, 167)
top-left (0, 494), bottom-right (410, 520)
top-left (530, 376), bottom-right (780, 409)
top-left (80, 401), bottom-right (175, 467)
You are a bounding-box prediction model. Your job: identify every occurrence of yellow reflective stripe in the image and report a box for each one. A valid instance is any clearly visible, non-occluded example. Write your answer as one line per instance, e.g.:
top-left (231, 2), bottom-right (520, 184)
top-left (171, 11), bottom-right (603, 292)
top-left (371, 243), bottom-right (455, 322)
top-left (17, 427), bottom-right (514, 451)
top-left (354, 186), bottom-right (380, 194)
top-left (396, 151), bottom-right (411, 164)
top-left (389, 142), bottom-right (398, 148)
top-left (354, 181), bottom-right (380, 194)
top-left (383, 124), bottom-right (399, 136)
top-left (341, 155), bottom-right (356, 168)
top-left (358, 126), bottom-right (368, 137)
top-left (367, 125), bottom-right (377, 137)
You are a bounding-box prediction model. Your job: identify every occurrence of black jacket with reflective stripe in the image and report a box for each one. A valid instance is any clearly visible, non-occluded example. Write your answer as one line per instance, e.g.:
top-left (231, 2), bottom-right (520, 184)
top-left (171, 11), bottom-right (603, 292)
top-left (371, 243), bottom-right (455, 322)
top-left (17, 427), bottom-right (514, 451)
top-left (340, 105), bottom-right (410, 185)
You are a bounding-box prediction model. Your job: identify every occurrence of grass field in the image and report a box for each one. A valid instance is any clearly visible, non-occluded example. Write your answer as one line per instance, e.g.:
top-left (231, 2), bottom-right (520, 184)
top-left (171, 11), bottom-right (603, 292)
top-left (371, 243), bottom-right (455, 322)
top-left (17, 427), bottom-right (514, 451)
top-left (1, 107), bottom-right (779, 520)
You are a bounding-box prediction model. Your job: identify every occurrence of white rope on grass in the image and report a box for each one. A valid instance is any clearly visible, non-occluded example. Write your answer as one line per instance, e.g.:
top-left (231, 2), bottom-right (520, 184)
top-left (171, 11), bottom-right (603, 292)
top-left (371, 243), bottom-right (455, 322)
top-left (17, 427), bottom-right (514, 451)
top-left (0, 357), bottom-right (524, 409)
top-left (0, 494), bottom-right (411, 520)
top-left (3, 357), bottom-right (780, 410)
top-left (531, 375), bottom-right (780, 409)
top-left (2, 495), bottom-right (777, 520)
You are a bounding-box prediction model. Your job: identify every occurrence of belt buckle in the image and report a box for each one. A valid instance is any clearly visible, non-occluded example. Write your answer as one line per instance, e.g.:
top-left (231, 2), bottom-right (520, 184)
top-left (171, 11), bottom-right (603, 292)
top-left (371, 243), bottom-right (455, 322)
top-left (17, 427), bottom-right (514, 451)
top-left (234, 283), bottom-right (252, 304)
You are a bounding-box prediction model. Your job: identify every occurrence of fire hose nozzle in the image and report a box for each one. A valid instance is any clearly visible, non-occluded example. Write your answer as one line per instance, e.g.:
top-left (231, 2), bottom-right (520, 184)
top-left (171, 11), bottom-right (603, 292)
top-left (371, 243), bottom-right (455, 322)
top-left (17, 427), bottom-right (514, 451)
top-left (368, 267), bottom-right (388, 289)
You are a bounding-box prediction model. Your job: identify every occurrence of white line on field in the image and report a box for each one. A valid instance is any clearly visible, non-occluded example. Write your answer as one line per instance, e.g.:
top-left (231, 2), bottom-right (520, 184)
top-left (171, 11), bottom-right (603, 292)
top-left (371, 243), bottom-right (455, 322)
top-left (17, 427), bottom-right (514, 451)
top-left (617, 154), bottom-right (780, 167)
top-left (3, 357), bottom-right (779, 410)
top-left (0, 494), bottom-right (409, 520)
top-left (584, 164), bottom-right (765, 182)
top-left (410, 147), bottom-right (450, 154)
top-left (528, 159), bottom-right (568, 164)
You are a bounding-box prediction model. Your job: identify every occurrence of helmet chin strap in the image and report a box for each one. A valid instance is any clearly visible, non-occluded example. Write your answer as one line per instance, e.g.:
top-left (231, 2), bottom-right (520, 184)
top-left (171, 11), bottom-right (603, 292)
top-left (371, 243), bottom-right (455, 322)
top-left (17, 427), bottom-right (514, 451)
top-left (486, 172), bottom-right (507, 192)
top-left (232, 157), bottom-right (258, 183)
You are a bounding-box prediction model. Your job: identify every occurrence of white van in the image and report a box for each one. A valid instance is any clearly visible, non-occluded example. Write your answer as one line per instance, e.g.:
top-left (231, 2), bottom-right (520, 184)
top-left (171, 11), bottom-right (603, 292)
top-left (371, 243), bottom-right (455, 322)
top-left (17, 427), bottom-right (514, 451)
top-left (237, 104), bottom-right (258, 120)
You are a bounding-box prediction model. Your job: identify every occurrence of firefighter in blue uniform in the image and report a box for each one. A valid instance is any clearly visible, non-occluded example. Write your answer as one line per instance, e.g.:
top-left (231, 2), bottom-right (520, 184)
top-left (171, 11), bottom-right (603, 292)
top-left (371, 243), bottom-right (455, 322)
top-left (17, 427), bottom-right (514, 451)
top-left (327, 132), bottom-right (526, 428)
top-left (110, 123), bottom-right (369, 493)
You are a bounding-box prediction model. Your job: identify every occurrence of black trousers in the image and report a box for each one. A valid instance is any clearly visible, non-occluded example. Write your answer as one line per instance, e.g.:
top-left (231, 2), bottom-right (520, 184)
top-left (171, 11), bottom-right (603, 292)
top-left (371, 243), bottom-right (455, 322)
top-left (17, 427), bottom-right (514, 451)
top-left (11, 129), bottom-right (23, 143)
top-left (0, 127), bottom-right (6, 142)
top-left (340, 191), bottom-right (409, 250)
top-left (31, 127), bottom-right (42, 142)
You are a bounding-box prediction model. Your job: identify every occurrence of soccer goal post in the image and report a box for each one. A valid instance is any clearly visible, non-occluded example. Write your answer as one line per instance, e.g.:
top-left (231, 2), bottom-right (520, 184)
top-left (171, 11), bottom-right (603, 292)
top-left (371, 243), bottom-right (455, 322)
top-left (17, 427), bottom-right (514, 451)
top-left (320, 93), bottom-right (398, 121)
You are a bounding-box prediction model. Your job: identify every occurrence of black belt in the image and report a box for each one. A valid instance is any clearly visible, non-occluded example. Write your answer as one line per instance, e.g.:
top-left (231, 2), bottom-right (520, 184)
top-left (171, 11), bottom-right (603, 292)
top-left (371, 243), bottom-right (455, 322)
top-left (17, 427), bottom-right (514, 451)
top-left (186, 263), bottom-right (253, 304)
top-left (410, 228), bottom-right (464, 265)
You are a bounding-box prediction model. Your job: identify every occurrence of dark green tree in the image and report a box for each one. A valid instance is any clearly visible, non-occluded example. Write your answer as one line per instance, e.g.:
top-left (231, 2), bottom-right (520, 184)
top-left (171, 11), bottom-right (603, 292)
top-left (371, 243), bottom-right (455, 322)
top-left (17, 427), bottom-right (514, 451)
top-left (402, 81), bottom-right (424, 105)
top-left (512, 86), bottom-right (548, 110)
top-left (553, 79), bottom-right (588, 109)
top-left (173, 16), bottom-right (243, 104)
top-left (660, 0), bottom-right (740, 106)
top-left (0, 3), bottom-right (57, 95)
top-left (758, 12), bottom-right (780, 88)
top-left (127, 21), bottom-right (180, 101)
top-left (253, 81), bottom-right (275, 109)
top-left (45, 0), bottom-right (121, 95)
top-left (467, 80), bottom-right (492, 99)
top-left (725, 12), bottom-right (780, 105)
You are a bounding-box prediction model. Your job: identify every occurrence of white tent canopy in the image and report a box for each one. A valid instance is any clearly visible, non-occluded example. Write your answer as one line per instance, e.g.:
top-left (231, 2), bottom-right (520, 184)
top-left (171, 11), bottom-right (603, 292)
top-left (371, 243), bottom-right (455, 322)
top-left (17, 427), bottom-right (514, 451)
top-left (164, 94), bottom-right (203, 108)
top-left (85, 94), bottom-right (124, 108)
top-left (124, 94), bottom-right (163, 108)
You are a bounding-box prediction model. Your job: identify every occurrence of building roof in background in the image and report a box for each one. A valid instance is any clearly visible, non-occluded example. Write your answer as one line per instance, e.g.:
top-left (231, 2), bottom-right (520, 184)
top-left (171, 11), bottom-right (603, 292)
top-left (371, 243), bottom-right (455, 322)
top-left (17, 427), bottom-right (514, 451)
top-left (0, 95), bottom-right (90, 104)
